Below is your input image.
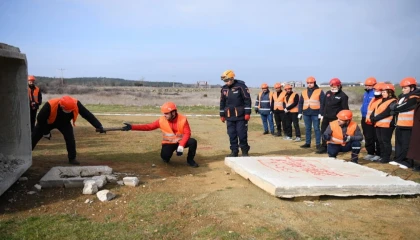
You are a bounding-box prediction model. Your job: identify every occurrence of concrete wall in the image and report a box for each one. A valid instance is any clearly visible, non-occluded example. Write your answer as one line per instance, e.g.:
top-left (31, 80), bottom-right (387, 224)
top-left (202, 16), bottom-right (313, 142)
top-left (0, 43), bottom-right (32, 196)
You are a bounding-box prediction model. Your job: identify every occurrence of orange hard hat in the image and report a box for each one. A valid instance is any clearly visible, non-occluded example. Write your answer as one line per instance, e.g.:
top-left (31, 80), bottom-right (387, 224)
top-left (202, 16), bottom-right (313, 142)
top-left (383, 84), bottom-right (395, 92)
top-left (59, 96), bottom-right (77, 111)
top-left (274, 83), bottom-right (282, 89)
top-left (374, 82), bottom-right (385, 91)
top-left (221, 70), bottom-right (235, 81)
top-left (306, 76), bottom-right (316, 83)
top-left (329, 78), bottom-right (341, 86)
top-left (261, 83), bottom-right (268, 89)
top-left (28, 75), bottom-right (36, 81)
top-left (364, 77), bottom-right (377, 86)
top-left (399, 77), bottom-right (417, 87)
top-left (161, 102), bottom-right (177, 113)
top-left (337, 110), bottom-right (353, 121)
top-left (284, 84), bottom-right (292, 90)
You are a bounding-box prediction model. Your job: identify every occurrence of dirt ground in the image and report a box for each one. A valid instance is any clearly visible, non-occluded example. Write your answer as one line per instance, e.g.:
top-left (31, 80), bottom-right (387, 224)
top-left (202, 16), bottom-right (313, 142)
top-left (1, 115), bottom-right (420, 239)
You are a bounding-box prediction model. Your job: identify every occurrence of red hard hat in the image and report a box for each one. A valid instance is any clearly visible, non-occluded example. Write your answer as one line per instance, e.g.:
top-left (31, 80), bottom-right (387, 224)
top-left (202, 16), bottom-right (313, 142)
top-left (28, 75), bottom-right (36, 81)
top-left (364, 77), bottom-right (377, 86)
top-left (284, 84), bottom-right (292, 90)
top-left (329, 78), bottom-right (341, 86)
top-left (306, 76), bottom-right (316, 83)
top-left (274, 83), bottom-right (282, 89)
top-left (383, 84), bottom-right (395, 92)
top-left (161, 102), bottom-right (177, 113)
top-left (59, 96), bottom-right (77, 111)
top-left (337, 110), bottom-right (353, 121)
top-left (261, 83), bottom-right (268, 89)
top-left (399, 77), bottom-right (417, 87)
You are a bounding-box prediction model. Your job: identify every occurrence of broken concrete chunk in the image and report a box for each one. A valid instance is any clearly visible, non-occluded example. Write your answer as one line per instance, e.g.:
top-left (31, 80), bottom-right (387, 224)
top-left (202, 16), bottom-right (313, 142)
top-left (105, 175), bottom-right (118, 183)
top-left (34, 184), bottom-right (42, 191)
top-left (18, 177), bottom-right (28, 181)
top-left (83, 180), bottom-right (98, 195)
top-left (96, 189), bottom-right (115, 202)
top-left (117, 180), bottom-right (124, 186)
top-left (92, 175), bottom-right (107, 188)
top-left (123, 177), bottom-right (139, 187)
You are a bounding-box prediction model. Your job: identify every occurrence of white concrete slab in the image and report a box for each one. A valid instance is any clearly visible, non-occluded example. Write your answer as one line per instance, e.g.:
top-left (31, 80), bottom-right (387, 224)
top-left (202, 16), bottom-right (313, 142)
top-left (225, 156), bottom-right (420, 198)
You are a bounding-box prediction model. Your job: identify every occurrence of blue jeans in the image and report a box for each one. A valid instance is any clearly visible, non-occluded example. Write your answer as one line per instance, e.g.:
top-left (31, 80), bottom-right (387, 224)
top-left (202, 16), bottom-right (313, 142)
top-left (303, 114), bottom-right (320, 145)
top-left (260, 113), bottom-right (274, 133)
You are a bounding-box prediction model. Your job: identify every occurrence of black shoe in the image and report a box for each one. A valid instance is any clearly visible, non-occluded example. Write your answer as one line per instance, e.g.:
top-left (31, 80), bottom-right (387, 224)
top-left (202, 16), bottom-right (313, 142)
top-left (162, 158), bottom-right (170, 163)
top-left (187, 159), bottom-right (199, 168)
top-left (241, 146), bottom-right (250, 157)
top-left (227, 151), bottom-right (239, 157)
top-left (275, 132), bottom-right (282, 137)
top-left (263, 131), bottom-right (269, 135)
top-left (300, 143), bottom-right (311, 148)
top-left (379, 159), bottom-right (390, 164)
top-left (316, 147), bottom-right (327, 154)
top-left (351, 159), bottom-right (359, 164)
top-left (271, 132), bottom-right (276, 136)
top-left (413, 166), bottom-right (420, 172)
top-left (69, 159), bottom-right (80, 165)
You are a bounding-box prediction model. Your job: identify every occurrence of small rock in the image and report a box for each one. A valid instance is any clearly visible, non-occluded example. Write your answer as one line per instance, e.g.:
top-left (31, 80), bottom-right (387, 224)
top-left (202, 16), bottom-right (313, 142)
top-left (96, 190), bottom-right (115, 202)
top-left (27, 191), bottom-right (36, 195)
top-left (19, 177), bottom-right (28, 181)
top-left (34, 184), bottom-right (42, 191)
top-left (84, 199), bottom-right (90, 204)
top-left (123, 177), bottom-right (139, 187)
top-left (152, 164), bottom-right (156, 167)
top-left (117, 180), bottom-right (124, 186)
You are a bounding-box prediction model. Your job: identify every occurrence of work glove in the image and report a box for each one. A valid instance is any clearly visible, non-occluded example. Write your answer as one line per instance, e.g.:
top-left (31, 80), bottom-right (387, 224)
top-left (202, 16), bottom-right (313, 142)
top-left (255, 109), bottom-right (259, 114)
top-left (43, 132), bottom-right (51, 140)
top-left (244, 114), bottom-right (250, 121)
top-left (269, 111), bottom-right (273, 115)
top-left (284, 109), bottom-right (288, 113)
top-left (318, 114), bottom-right (323, 120)
top-left (345, 135), bottom-right (351, 143)
top-left (122, 122), bottom-right (132, 131)
top-left (298, 114), bottom-right (302, 120)
top-left (220, 117), bottom-right (225, 123)
top-left (176, 146), bottom-right (184, 156)
top-left (97, 126), bottom-right (106, 134)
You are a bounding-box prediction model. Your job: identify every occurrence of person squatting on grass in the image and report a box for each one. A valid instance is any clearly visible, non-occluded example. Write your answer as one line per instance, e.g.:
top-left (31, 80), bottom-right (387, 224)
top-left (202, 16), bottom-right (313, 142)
top-left (32, 95), bottom-right (106, 165)
top-left (322, 110), bottom-right (363, 163)
top-left (122, 102), bottom-right (199, 168)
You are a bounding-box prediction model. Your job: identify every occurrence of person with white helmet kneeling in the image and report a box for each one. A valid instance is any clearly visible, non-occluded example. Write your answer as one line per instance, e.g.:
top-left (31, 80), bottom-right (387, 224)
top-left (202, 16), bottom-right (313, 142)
top-left (322, 110), bottom-right (364, 163)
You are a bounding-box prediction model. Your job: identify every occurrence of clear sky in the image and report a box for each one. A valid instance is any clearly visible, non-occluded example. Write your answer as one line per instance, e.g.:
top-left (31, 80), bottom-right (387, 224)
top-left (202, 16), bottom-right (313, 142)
top-left (1, 0), bottom-right (419, 87)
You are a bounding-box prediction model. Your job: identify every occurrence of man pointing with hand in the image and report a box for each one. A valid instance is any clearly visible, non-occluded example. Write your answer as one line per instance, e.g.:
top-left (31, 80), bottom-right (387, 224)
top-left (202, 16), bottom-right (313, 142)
top-left (122, 102), bottom-right (199, 168)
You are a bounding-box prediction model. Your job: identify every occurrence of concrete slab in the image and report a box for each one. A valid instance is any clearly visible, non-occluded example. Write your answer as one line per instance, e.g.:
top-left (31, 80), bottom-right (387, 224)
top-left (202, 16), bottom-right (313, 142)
top-left (40, 166), bottom-right (113, 188)
top-left (225, 156), bottom-right (420, 198)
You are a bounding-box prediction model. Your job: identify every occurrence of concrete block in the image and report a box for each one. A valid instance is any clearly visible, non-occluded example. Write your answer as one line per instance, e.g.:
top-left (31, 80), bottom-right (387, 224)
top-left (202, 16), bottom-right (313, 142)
top-left (97, 190), bottom-right (115, 202)
top-left (123, 177), bottom-right (139, 187)
top-left (40, 166), bottom-right (113, 188)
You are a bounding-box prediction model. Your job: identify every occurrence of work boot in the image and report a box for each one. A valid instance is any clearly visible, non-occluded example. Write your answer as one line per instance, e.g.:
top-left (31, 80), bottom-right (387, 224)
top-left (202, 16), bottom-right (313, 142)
top-left (227, 151), bottom-right (239, 157)
top-left (187, 159), bottom-right (199, 168)
top-left (263, 131), bottom-right (269, 135)
top-left (316, 146), bottom-right (327, 154)
top-left (241, 146), bottom-right (250, 157)
top-left (69, 158), bottom-right (80, 165)
top-left (275, 132), bottom-right (282, 137)
top-left (300, 143), bottom-right (311, 148)
top-left (271, 132), bottom-right (276, 136)
top-left (351, 153), bottom-right (358, 164)
top-left (162, 158), bottom-right (170, 163)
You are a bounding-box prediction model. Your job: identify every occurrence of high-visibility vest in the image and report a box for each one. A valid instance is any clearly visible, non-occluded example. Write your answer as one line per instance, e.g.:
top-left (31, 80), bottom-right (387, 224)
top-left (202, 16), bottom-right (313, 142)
top-left (47, 98), bottom-right (79, 126)
top-left (365, 97), bottom-right (382, 125)
top-left (327, 120), bottom-right (357, 146)
top-left (396, 95), bottom-right (419, 127)
top-left (272, 91), bottom-right (286, 110)
top-left (28, 86), bottom-right (40, 103)
top-left (302, 89), bottom-right (321, 110)
top-left (374, 98), bottom-right (396, 128)
top-left (159, 114), bottom-right (187, 144)
top-left (285, 92), bottom-right (298, 113)
top-left (258, 91), bottom-right (273, 109)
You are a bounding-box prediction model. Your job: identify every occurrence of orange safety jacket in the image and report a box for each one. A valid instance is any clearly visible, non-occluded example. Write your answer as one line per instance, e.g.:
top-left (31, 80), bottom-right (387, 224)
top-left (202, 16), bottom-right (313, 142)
top-left (302, 89), bottom-right (321, 110)
top-left (374, 99), bottom-right (396, 128)
top-left (327, 120), bottom-right (357, 146)
top-left (47, 98), bottom-right (79, 126)
top-left (365, 98), bottom-right (382, 125)
top-left (285, 92), bottom-right (298, 113)
top-left (28, 86), bottom-right (40, 103)
top-left (272, 91), bottom-right (285, 110)
top-left (159, 114), bottom-right (187, 144)
top-left (396, 95), bottom-right (420, 127)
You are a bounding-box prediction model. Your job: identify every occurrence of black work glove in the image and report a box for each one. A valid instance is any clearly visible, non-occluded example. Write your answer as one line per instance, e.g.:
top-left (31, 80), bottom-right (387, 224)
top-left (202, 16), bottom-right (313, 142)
top-left (97, 126), bottom-right (106, 134)
top-left (122, 122), bottom-right (132, 131)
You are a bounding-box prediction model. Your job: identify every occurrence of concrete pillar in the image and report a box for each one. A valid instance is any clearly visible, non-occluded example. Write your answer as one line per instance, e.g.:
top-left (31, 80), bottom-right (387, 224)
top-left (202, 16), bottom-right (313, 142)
top-left (0, 43), bottom-right (32, 196)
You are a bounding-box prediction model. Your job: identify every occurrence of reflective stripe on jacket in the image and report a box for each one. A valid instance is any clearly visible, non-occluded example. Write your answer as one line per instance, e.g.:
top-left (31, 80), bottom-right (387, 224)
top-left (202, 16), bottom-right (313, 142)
top-left (374, 99), bottom-right (396, 128)
top-left (327, 120), bottom-right (357, 146)
top-left (47, 98), bottom-right (79, 126)
top-left (302, 89), bottom-right (321, 110)
top-left (396, 95), bottom-right (420, 127)
top-left (272, 91), bottom-right (285, 110)
top-left (159, 114), bottom-right (187, 144)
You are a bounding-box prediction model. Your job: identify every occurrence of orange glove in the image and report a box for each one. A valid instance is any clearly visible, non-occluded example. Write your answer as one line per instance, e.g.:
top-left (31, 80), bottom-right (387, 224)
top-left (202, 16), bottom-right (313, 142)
top-left (244, 114), bottom-right (250, 121)
top-left (220, 117), bottom-right (225, 123)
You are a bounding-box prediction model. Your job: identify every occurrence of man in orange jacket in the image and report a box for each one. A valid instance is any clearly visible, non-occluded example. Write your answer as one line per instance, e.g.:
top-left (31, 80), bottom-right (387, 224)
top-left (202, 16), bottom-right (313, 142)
top-left (28, 75), bottom-right (42, 131)
top-left (122, 102), bottom-right (199, 168)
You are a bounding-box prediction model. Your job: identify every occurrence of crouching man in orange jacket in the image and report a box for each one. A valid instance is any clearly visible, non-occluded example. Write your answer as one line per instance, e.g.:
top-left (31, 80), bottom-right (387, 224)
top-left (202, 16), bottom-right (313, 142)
top-left (322, 110), bottom-right (364, 164)
top-left (122, 102), bottom-right (199, 168)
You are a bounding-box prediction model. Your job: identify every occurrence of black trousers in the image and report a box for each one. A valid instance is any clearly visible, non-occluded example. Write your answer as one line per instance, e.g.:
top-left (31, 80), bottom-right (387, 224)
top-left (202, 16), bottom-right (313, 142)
top-left (361, 117), bottom-right (380, 156)
top-left (161, 138), bottom-right (197, 162)
top-left (320, 117), bottom-right (335, 148)
top-left (273, 111), bottom-right (284, 134)
top-left (284, 112), bottom-right (301, 138)
top-left (226, 120), bottom-right (249, 152)
top-left (376, 127), bottom-right (395, 162)
top-left (30, 109), bottom-right (38, 132)
top-left (394, 127), bottom-right (412, 162)
top-left (32, 123), bottom-right (76, 160)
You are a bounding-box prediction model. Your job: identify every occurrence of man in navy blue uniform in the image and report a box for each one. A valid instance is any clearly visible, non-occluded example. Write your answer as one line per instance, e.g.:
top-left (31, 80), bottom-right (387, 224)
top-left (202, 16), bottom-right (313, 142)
top-left (219, 70), bottom-right (252, 157)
